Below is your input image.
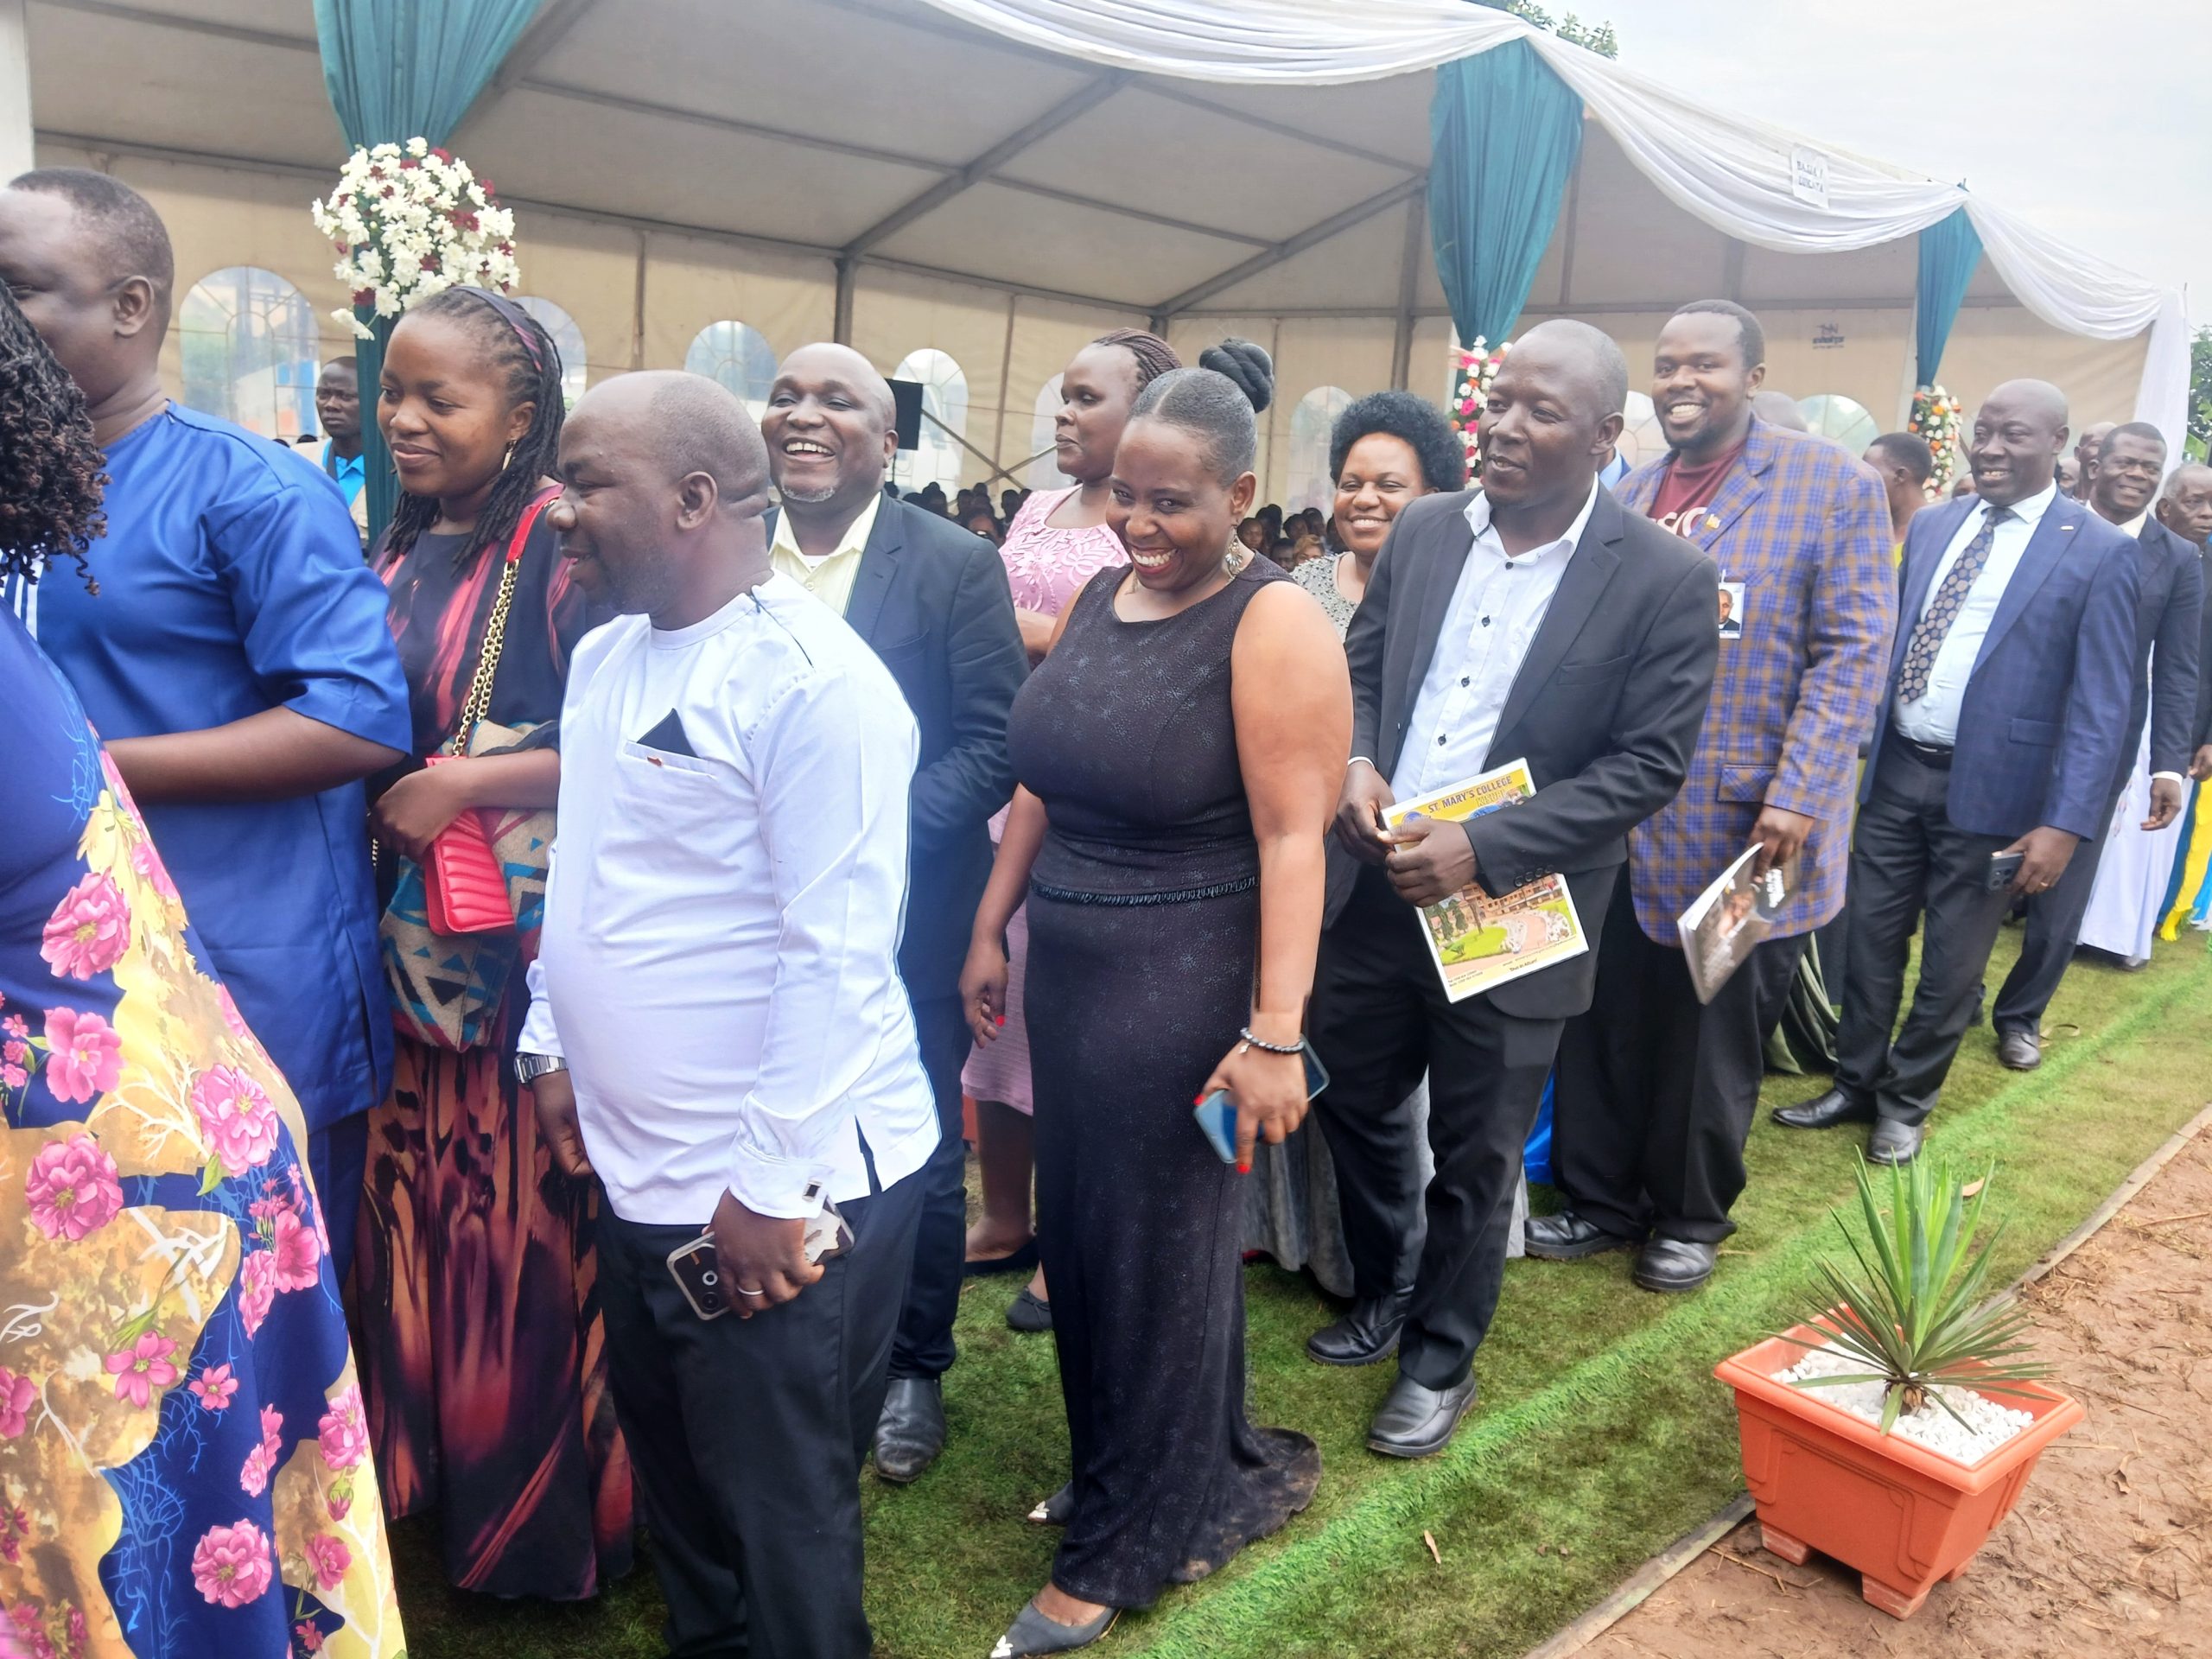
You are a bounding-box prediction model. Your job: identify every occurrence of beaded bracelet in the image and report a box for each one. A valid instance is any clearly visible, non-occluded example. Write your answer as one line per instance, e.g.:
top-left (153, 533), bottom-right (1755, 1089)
top-left (1236, 1026), bottom-right (1306, 1056)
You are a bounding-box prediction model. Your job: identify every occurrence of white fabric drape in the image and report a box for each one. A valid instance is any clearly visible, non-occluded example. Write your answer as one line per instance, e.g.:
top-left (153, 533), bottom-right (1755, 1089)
top-left (917, 0), bottom-right (2186, 442)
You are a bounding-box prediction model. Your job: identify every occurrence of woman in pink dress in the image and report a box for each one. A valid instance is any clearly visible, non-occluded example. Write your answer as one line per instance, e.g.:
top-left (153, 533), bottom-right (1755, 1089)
top-left (963, 328), bottom-right (1180, 1330)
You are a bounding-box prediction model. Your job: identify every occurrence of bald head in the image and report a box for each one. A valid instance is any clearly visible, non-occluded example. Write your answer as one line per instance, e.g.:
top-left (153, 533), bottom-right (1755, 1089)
top-left (1751, 390), bottom-right (1808, 432)
top-left (2157, 461), bottom-right (2212, 546)
top-left (2074, 419), bottom-right (2115, 488)
top-left (1513, 319), bottom-right (1630, 422)
top-left (762, 342), bottom-right (900, 523)
top-left (1968, 379), bottom-right (2069, 508)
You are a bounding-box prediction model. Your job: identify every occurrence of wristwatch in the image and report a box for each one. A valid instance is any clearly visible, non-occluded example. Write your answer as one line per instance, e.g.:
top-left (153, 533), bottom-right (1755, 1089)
top-left (514, 1052), bottom-right (568, 1088)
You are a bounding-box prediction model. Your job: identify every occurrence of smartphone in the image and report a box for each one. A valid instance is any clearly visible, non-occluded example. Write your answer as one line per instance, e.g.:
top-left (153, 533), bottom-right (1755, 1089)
top-left (665, 1201), bottom-right (855, 1321)
top-left (1986, 850), bottom-right (2025, 893)
top-left (1193, 1044), bottom-right (1333, 1165)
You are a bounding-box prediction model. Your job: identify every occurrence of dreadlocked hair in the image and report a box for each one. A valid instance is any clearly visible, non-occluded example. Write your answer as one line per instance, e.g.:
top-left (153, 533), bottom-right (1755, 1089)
top-left (0, 285), bottom-right (106, 592)
top-left (383, 287), bottom-right (567, 569)
top-left (1092, 327), bottom-right (1180, 391)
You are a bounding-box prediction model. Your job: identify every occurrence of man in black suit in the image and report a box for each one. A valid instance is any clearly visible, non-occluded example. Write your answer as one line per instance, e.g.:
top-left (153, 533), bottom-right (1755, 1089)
top-left (1991, 423), bottom-right (2200, 1046)
top-left (2158, 464), bottom-right (2212, 779)
top-left (1306, 321), bottom-right (1719, 1459)
top-left (762, 343), bottom-right (1027, 1482)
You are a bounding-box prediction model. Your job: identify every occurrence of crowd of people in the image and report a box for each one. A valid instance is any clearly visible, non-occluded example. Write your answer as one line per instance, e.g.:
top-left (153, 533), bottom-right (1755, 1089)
top-left (2, 161), bottom-right (2208, 1659)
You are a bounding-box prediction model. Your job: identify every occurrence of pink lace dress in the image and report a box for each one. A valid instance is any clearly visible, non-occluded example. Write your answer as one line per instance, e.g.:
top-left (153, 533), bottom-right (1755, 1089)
top-left (961, 485), bottom-right (1125, 1114)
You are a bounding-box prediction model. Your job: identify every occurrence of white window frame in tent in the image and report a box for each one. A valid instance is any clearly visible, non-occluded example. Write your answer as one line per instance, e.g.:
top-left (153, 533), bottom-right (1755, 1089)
top-left (684, 321), bottom-right (780, 421)
top-left (1618, 391), bottom-right (1669, 473)
top-left (1287, 386), bottom-right (1353, 516)
top-left (891, 348), bottom-right (969, 496)
top-left (1799, 393), bottom-right (1880, 454)
top-left (178, 266), bottom-right (321, 441)
top-left (511, 296), bottom-right (589, 409)
top-left (1027, 374), bottom-right (1074, 491)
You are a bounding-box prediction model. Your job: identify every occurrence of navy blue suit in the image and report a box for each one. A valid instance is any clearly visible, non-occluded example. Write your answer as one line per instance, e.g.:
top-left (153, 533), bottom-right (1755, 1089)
top-left (1995, 515), bottom-right (2203, 1017)
top-left (1836, 489), bottom-right (2139, 1127)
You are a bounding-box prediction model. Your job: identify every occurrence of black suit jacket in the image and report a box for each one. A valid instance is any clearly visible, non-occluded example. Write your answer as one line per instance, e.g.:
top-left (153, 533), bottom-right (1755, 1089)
top-left (1330, 486), bottom-right (1719, 1020)
top-left (767, 499), bottom-right (1027, 999)
top-left (2127, 517), bottom-right (2203, 784)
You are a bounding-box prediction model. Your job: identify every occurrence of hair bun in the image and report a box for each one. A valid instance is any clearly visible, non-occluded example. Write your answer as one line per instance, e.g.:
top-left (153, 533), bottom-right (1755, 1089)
top-left (1199, 337), bottom-right (1274, 415)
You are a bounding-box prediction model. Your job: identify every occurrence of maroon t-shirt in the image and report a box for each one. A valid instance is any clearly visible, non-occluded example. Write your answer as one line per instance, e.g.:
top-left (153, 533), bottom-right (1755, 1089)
top-left (1649, 438), bottom-right (1747, 537)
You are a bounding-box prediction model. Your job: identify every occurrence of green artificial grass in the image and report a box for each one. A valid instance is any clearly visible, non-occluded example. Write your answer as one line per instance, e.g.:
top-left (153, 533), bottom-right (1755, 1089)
top-left (389, 925), bottom-right (2212, 1659)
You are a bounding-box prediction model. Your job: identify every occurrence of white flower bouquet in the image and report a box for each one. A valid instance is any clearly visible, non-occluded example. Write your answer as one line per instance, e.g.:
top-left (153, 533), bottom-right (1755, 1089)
top-left (1448, 336), bottom-right (1510, 476)
top-left (310, 138), bottom-right (519, 339)
top-left (1909, 384), bottom-right (1964, 496)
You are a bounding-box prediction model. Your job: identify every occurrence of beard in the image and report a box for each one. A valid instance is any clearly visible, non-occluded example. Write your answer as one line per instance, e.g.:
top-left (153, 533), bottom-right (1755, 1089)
top-left (777, 479), bottom-right (842, 504)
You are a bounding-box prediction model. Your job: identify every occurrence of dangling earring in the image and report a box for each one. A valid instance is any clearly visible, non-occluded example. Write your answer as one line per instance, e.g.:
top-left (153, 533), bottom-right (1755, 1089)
top-left (500, 441), bottom-right (518, 473)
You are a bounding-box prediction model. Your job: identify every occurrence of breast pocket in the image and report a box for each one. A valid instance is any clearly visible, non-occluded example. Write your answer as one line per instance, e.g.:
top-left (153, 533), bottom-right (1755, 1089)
top-left (587, 743), bottom-right (744, 924)
top-left (1553, 652), bottom-right (1631, 684)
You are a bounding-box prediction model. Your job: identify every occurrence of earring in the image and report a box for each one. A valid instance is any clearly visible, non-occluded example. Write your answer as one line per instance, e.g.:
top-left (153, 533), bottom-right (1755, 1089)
top-left (501, 442), bottom-right (518, 472)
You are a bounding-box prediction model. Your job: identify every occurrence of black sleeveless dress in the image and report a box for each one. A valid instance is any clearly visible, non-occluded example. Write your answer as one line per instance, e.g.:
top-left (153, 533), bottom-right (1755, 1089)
top-left (1009, 556), bottom-right (1321, 1609)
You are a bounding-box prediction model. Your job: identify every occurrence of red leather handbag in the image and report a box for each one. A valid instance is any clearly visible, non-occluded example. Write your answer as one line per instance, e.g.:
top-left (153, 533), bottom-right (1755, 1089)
top-left (420, 756), bottom-right (512, 934)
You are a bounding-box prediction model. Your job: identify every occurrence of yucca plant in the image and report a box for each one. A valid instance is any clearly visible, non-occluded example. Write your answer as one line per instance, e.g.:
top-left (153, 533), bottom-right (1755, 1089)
top-left (1780, 1154), bottom-right (2050, 1433)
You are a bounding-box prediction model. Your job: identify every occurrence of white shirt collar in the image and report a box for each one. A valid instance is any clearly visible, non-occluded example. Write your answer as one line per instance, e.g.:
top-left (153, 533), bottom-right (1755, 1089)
top-left (2117, 510), bottom-right (2148, 538)
top-left (1464, 479), bottom-right (1601, 562)
top-left (1984, 480), bottom-right (2058, 532)
top-left (772, 491), bottom-right (882, 564)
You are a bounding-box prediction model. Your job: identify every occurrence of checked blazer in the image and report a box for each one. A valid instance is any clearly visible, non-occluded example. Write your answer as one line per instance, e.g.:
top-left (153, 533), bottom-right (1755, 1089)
top-left (1616, 418), bottom-right (1895, 942)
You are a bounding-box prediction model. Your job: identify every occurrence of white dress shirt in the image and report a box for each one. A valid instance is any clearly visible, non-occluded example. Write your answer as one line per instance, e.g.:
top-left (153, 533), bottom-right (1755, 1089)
top-left (1389, 483), bottom-right (1599, 800)
top-left (1892, 483), bottom-right (2057, 749)
top-left (519, 573), bottom-right (938, 1226)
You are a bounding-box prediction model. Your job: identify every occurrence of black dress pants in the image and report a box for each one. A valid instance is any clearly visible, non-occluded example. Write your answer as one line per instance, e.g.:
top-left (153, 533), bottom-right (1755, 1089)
top-left (1553, 874), bottom-right (1806, 1244)
top-left (887, 991), bottom-right (972, 1381)
top-left (1992, 780), bottom-right (2129, 1033)
top-left (596, 1168), bottom-right (925, 1659)
top-left (1834, 741), bottom-right (2015, 1128)
top-left (1312, 865), bottom-right (1560, 1391)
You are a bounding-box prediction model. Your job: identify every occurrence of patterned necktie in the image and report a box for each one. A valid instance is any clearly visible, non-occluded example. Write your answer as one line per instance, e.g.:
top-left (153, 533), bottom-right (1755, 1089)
top-left (1897, 505), bottom-right (2013, 704)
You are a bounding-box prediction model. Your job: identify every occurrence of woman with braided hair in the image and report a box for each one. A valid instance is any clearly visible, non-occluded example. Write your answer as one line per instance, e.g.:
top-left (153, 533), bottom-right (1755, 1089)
top-left (0, 283), bottom-right (411, 1654)
top-left (354, 286), bottom-right (632, 1599)
top-left (962, 328), bottom-right (1180, 1332)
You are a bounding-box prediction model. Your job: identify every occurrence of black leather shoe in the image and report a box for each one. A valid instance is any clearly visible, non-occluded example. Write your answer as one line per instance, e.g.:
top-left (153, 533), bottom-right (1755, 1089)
top-left (1524, 1211), bottom-right (1636, 1261)
top-left (1306, 1287), bottom-right (1413, 1367)
top-left (1996, 1028), bottom-right (2041, 1071)
top-left (1367, 1371), bottom-right (1478, 1459)
top-left (872, 1377), bottom-right (945, 1484)
top-left (1772, 1088), bottom-right (1877, 1129)
top-left (1867, 1118), bottom-right (1923, 1166)
top-left (1633, 1236), bottom-right (1717, 1293)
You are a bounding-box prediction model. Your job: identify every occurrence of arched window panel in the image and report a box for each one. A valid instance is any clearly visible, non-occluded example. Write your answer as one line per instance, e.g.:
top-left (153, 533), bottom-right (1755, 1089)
top-left (683, 321), bottom-right (779, 419)
top-left (1027, 374), bottom-right (1073, 490)
top-left (1287, 386), bottom-right (1353, 516)
top-left (179, 266), bottom-right (321, 440)
top-left (1618, 391), bottom-right (1668, 473)
top-left (1800, 394), bottom-right (1878, 454)
top-left (512, 296), bottom-right (589, 409)
top-left (891, 348), bottom-right (969, 495)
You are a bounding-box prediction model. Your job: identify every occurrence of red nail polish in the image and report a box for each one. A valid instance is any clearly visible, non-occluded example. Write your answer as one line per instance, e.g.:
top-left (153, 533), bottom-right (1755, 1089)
top-left (1193, 1094), bottom-right (1206, 1106)
top-left (1236, 1160), bottom-right (1250, 1175)
top-left (996, 1015), bottom-right (1007, 1027)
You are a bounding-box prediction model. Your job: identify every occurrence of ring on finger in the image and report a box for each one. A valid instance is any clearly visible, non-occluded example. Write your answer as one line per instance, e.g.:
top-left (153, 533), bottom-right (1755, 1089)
top-left (735, 1285), bottom-right (766, 1299)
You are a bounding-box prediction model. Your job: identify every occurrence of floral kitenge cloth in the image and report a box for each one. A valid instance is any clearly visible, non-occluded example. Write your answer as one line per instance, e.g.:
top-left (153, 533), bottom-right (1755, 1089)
top-left (0, 607), bottom-right (404, 1658)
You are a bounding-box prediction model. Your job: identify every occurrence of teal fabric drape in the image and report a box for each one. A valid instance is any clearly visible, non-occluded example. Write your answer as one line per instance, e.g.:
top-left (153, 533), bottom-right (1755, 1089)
top-left (1427, 41), bottom-right (1586, 348)
top-left (313, 0), bottom-right (540, 544)
top-left (1914, 207), bottom-right (1983, 387)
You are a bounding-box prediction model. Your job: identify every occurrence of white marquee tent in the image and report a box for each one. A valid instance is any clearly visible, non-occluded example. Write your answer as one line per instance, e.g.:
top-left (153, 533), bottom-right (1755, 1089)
top-left (15, 0), bottom-right (2186, 505)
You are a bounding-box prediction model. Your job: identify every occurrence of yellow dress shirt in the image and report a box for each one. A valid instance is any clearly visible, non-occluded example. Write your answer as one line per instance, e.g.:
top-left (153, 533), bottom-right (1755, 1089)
top-left (770, 493), bottom-right (884, 618)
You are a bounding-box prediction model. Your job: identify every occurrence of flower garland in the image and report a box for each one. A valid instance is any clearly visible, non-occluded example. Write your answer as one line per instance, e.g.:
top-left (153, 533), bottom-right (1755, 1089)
top-left (1908, 384), bottom-right (1964, 496)
top-left (1448, 337), bottom-right (1510, 476)
top-left (310, 139), bottom-right (518, 340)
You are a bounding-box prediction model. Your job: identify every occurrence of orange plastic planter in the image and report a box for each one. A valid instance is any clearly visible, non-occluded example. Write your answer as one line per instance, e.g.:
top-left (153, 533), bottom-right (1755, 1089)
top-left (1714, 1320), bottom-right (2084, 1618)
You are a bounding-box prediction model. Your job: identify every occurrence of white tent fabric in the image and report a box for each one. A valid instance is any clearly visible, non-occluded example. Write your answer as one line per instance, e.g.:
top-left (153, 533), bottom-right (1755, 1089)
top-left (918, 0), bottom-right (2188, 445)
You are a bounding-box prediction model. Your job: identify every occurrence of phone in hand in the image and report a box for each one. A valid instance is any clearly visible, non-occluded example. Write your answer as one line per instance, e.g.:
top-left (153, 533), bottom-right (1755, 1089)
top-left (1986, 850), bottom-right (2025, 893)
top-left (1193, 1044), bottom-right (1332, 1164)
top-left (665, 1201), bottom-right (855, 1321)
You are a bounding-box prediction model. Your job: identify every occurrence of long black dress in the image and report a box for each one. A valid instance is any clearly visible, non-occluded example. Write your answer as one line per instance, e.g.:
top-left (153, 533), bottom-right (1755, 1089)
top-left (1009, 557), bottom-right (1320, 1609)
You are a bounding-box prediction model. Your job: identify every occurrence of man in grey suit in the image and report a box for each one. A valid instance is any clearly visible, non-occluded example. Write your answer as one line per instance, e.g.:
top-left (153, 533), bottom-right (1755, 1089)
top-left (1305, 321), bottom-right (1719, 1459)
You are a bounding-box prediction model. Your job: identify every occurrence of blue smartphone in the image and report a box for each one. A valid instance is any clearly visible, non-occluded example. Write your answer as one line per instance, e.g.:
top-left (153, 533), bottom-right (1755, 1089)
top-left (1193, 1044), bottom-right (1332, 1164)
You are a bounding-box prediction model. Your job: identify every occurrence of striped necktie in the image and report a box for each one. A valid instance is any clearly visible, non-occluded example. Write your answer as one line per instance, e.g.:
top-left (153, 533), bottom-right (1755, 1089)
top-left (1897, 505), bottom-right (2012, 704)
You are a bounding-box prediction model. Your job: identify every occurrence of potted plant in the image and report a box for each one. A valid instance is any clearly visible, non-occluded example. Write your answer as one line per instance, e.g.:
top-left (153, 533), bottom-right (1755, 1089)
top-left (1714, 1156), bottom-right (2083, 1618)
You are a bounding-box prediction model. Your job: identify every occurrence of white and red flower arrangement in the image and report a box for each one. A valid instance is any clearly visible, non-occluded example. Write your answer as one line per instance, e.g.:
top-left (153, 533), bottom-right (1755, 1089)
top-left (310, 137), bottom-right (518, 339)
top-left (1909, 384), bottom-right (1964, 497)
top-left (1449, 337), bottom-right (1510, 476)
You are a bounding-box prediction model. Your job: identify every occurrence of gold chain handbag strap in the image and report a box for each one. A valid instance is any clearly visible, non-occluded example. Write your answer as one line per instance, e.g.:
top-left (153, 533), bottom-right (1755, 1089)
top-left (446, 487), bottom-right (560, 757)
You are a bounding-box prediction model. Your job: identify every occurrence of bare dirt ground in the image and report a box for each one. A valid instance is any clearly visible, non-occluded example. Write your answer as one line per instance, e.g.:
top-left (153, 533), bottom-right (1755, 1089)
top-left (1573, 1131), bottom-right (2212, 1659)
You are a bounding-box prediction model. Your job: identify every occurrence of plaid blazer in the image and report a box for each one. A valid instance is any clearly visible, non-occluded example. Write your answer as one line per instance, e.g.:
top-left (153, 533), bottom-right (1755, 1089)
top-left (1616, 419), bottom-right (1896, 940)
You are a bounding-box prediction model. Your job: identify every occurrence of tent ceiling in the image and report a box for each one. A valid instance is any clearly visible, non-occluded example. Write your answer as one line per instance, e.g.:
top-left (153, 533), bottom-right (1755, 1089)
top-left (20, 0), bottom-right (2045, 323)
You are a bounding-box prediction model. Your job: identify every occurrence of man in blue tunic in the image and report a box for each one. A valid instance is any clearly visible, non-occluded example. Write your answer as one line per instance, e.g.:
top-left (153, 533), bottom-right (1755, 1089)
top-left (0, 168), bottom-right (410, 1281)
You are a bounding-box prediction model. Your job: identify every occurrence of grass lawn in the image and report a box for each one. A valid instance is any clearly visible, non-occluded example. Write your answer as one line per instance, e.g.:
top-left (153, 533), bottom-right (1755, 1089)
top-left (389, 924), bottom-right (2212, 1658)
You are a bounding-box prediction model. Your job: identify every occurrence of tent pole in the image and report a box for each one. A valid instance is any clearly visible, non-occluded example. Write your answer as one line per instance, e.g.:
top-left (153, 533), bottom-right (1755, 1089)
top-left (1390, 193), bottom-right (1426, 391)
top-left (834, 256), bottom-right (856, 346)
